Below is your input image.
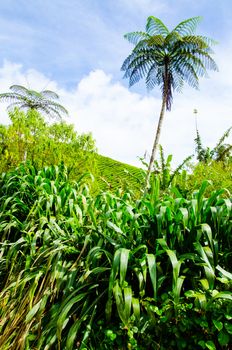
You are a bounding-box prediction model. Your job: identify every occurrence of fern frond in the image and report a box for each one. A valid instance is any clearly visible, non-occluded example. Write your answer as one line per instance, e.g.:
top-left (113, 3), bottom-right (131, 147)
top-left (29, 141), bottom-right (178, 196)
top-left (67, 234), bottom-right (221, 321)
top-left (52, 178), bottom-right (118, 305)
top-left (172, 59), bottom-right (200, 89)
top-left (181, 35), bottom-right (217, 49)
top-left (215, 144), bottom-right (232, 161)
top-left (0, 92), bottom-right (23, 102)
top-left (215, 126), bottom-right (232, 149)
top-left (145, 62), bottom-right (159, 90)
top-left (124, 31), bottom-right (149, 45)
top-left (173, 16), bottom-right (202, 36)
top-left (165, 31), bottom-right (183, 45)
top-left (9, 85), bottom-right (29, 95)
top-left (6, 101), bottom-right (24, 110)
top-left (147, 35), bottom-right (165, 47)
top-left (40, 90), bottom-right (59, 100)
top-left (146, 16), bottom-right (169, 36)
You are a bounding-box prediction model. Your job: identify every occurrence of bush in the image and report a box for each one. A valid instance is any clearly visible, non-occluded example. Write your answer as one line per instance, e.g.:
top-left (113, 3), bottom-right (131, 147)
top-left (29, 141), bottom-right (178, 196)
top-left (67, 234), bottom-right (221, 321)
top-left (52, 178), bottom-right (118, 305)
top-left (178, 161), bottom-right (232, 196)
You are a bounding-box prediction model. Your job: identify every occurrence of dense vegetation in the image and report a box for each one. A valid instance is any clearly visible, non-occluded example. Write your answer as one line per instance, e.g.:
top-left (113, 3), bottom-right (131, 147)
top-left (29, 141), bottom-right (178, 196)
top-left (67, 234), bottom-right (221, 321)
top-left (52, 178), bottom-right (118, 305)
top-left (0, 108), bottom-right (147, 194)
top-left (1, 108), bottom-right (231, 196)
top-left (0, 161), bottom-right (231, 350)
top-left (0, 13), bottom-right (231, 346)
top-left (0, 108), bottom-right (96, 175)
top-left (0, 110), bottom-right (231, 349)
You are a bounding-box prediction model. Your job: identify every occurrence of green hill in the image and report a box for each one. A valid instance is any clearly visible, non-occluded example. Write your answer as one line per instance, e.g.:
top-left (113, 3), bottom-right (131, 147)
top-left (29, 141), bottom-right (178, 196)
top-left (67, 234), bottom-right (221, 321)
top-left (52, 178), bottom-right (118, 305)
top-left (94, 154), bottom-right (145, 194)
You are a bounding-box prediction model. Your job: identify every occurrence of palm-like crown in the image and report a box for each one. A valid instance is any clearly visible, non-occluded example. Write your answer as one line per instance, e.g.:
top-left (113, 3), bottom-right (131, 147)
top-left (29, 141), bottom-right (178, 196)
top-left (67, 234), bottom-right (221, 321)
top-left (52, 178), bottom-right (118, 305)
top-left (121, 16), bottom-right (218, 110)
top-left (0, 85), bottom-right (68, 119)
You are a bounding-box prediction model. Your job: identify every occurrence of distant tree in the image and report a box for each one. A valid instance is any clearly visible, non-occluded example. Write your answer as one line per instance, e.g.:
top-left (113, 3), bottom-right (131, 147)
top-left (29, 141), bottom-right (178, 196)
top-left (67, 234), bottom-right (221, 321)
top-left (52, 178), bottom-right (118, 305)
top-left (0, 85), bottom-right (68, 119)
top-left (121, 16), bottom-right (218, 189)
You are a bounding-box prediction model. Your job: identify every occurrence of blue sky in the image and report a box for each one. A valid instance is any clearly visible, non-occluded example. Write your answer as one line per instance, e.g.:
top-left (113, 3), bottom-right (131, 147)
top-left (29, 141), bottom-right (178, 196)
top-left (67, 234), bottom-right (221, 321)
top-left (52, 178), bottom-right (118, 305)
top-left (0, 0), bottom-right (231, 165)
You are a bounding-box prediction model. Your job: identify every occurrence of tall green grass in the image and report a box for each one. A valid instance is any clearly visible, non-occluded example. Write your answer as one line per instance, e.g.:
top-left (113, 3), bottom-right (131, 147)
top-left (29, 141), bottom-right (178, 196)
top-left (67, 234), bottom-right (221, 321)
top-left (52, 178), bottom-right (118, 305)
top-left (0, 163), bottom-right (231, 349)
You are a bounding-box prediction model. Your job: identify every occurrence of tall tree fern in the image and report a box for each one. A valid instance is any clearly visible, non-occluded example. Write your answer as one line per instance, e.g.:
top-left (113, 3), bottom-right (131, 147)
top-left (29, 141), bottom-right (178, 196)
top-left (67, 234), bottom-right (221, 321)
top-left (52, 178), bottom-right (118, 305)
top-left (121, 16), bottom-right (218, 189)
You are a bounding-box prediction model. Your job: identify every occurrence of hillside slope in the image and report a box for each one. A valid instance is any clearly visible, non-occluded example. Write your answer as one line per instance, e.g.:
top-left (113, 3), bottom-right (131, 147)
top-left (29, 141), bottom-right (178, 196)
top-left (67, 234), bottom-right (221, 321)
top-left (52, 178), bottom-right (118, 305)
top-left (94, 154), bottom-right (144, 193)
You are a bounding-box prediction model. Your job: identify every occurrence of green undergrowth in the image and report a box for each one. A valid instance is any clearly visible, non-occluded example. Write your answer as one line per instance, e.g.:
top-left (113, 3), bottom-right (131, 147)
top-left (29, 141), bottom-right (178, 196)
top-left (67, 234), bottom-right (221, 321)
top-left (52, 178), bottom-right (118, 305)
top-left (0, 163), bottom-right (231, 350)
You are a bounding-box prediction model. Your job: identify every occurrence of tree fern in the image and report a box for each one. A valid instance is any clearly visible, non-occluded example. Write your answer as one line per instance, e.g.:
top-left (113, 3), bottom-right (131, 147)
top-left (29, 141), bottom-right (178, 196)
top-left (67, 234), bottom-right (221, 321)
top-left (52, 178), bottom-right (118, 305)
top-left (0, 85), bottom-right (68, 120)
top-left (122, 16), bottom-right (218, 189)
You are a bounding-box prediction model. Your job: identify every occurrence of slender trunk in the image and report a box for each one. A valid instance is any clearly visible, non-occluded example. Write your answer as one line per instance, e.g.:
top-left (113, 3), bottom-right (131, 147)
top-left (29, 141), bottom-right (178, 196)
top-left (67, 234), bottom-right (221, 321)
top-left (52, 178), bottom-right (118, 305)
top-left (144, 95), bottom-right (167, 190)
top-left (144, 60), bottom-right (170, 191)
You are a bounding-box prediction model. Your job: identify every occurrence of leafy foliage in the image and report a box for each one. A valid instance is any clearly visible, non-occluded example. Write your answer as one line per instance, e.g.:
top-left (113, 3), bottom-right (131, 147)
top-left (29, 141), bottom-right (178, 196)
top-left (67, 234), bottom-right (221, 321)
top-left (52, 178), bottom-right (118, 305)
top-left (0, 108), bottom-right (97, 184)
top-left (151, 145), bottom-right (193, 190)
top-left (0, 163), bottom-right (231, 349)
top-left (195, 126), bottom-right (232, 163)
top-left (0, 108), bottom-right (148, 196)
top-left (185, 161), bottom-right (232, 195)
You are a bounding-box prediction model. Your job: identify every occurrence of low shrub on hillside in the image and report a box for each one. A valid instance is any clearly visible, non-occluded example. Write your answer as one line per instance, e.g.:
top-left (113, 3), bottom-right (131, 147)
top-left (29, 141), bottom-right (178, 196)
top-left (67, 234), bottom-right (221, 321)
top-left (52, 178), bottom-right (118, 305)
top-left (187, 161), bottom-right (232, 194)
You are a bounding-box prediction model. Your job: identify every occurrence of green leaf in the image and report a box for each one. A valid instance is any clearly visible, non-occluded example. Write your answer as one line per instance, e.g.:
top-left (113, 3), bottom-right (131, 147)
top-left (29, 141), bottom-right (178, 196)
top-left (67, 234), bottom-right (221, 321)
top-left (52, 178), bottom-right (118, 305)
top-left (120, 248), bottom-right (129, 287)
top-left (57, 293), bottom-right (87, 341)
top-left (205, 340), bottom-right (216, 350)
top-left (212, 291), bottom-right (232, 301)
top-left (198, 340), bottom-right (205, 348)
top-left (26, 299), bottom-right (42, 323)
top-left (213, 319), bottom-right (223, 331)
top-left (218, 330), bottom-right (230, 346)
top-left (124, 286), bottom-right (132, 321)
top-left (200, 278), bottom-right (209, 290)
top-left (106, 249), bottom-right (121, 321)
top-left (66, 291), bottom-right (105, 350)
top-left (113, 281), bottom-right (130, 325)
top-left (194, 242), bottom-right (215, 290)
top-left (107, 220), bottom-right (123, 234)
top-left (146, 254), bottom-right (157, 300)
top-left (216, 265), bottom-right (232, 281)
top-left (224, 322), bottom-right (232, 335)
top-left (201, 223), bottom-right (214, 253)
top-left (179, 207), bottom-right (188, 227)
top-left (225, 314), bottom-right (232, 320)
top-left (132, 297), bottom-right (140, 320)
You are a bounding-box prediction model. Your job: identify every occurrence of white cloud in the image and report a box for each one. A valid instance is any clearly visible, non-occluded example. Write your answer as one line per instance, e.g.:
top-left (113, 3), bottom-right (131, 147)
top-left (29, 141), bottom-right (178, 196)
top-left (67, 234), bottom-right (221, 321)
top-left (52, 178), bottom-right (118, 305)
top-left (0, 60), bottom-right (231, 168)
top-left (118, 0), bottom-right (168, 14)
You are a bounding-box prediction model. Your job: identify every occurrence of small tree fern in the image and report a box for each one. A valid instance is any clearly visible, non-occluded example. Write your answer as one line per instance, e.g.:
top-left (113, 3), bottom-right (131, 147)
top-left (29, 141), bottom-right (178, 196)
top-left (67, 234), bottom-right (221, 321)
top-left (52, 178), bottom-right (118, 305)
top-left (0, 85), bottom-right (68, 119)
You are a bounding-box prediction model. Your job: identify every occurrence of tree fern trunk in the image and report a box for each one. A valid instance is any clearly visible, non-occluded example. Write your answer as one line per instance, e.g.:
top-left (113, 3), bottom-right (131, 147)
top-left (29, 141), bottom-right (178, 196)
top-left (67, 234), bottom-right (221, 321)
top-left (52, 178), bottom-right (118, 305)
top-left (144, 95), bottom-right (166, 190)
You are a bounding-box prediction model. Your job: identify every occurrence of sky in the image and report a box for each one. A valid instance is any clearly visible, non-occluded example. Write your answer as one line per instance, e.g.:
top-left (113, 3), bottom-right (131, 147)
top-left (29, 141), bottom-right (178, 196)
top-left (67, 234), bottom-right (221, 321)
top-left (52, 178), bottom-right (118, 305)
top-left (0, 0), bottom-right (231, 167)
